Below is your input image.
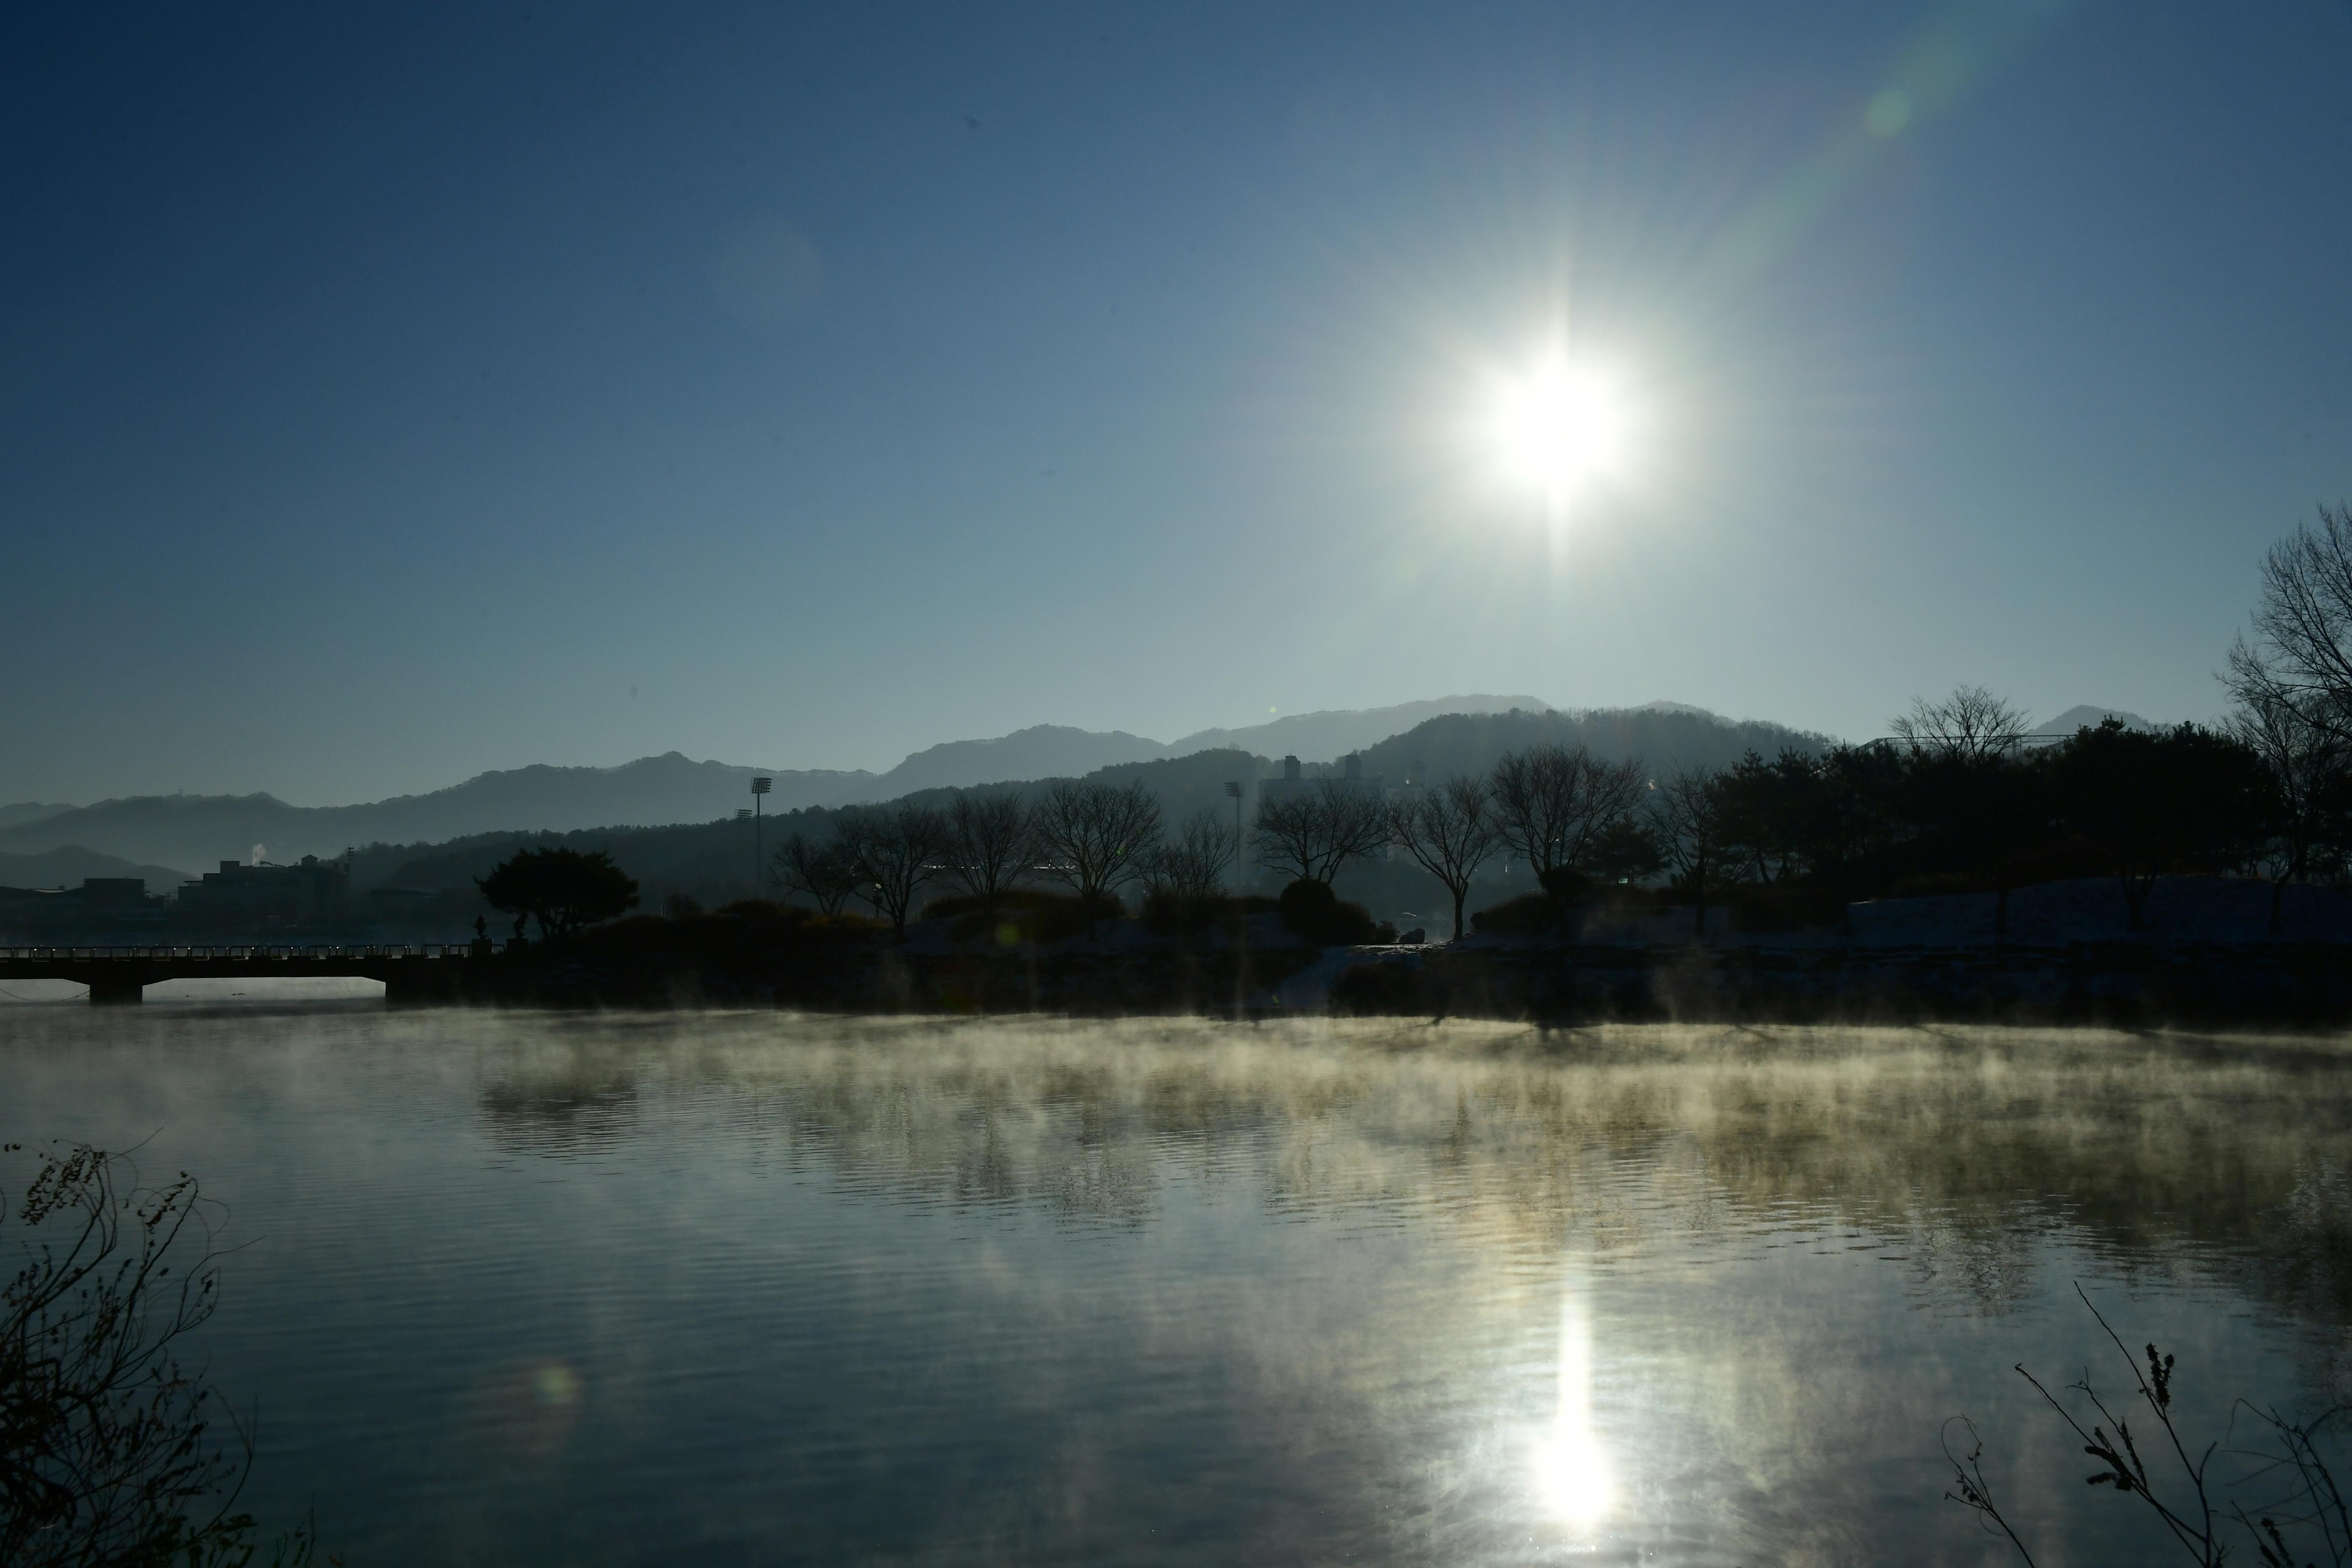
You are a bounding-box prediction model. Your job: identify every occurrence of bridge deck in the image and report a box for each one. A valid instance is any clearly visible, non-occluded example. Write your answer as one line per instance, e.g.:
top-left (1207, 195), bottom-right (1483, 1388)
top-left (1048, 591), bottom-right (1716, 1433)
top-left (2, 944), bottom-right (474, 962)
top-left (0, 944), bottom-right (489, 1003)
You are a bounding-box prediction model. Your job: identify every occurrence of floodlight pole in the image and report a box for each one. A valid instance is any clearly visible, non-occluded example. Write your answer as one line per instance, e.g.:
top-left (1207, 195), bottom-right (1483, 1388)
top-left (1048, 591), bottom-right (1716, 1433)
top-left (1223, 780), bottom-right (1244, 893)
top-left (751, 776), bottom-right (773, 896)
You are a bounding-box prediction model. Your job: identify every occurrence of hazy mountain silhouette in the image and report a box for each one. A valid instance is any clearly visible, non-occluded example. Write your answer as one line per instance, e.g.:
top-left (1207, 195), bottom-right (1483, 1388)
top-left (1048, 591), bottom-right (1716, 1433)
top-left (1356, 706), bottom-right (1835, 784)
top-left (0, 803), bottom-right (75, 830)
top-left (0, 754), bottom-right (875, 871)
top-left (2, 696), bottom-right (1838, 870)
top-left (862, 725), bottom-right (1169, 797)
top-left (1165, 695), bottom-right (1552, 763)
top-left (857, 698), bottom-right (1554, 794)
top-left (2032, 704), bottom-right (2155, 735)
top-left (0, 845), bottom-right (194, 895)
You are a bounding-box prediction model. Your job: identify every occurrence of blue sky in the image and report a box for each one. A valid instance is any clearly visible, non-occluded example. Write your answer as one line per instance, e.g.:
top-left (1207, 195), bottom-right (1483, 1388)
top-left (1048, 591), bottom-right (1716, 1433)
top-left (5, 1), bottom-right (2349, 804)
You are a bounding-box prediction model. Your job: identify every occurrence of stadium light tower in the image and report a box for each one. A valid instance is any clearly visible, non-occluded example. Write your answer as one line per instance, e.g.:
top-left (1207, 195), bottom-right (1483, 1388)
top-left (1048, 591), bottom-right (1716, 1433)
top-left (751, 776), bottom-right (773, 895)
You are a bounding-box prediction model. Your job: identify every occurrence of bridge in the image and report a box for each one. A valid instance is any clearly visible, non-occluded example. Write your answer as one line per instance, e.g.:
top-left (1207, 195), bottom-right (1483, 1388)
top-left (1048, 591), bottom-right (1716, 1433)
top-left (0, 944), bottom-right (489, 1005)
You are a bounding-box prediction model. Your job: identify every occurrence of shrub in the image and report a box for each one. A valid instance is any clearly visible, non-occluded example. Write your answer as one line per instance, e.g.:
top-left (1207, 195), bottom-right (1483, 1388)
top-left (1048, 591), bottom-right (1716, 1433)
top-left (1726, 885), bottom-right (1847, 932)
top-left (1277, 879), bottom-right (1380, 947)
top-left (923, 888), bottom-right (1121, 945)
top-left (2, 1143), bottom-right (320, 1567)
top-left (585, 903), bottom-right (885, 949)
top-left (1470, 892), bottom-right (1557, 935)
top-left (1536, 866), bottom-right (1595, 903)
top-left (1140, 892), bottom-right (1279, 937)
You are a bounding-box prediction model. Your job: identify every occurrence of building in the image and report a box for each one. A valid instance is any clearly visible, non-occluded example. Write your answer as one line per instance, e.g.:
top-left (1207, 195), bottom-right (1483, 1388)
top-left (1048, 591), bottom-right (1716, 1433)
top-left (175, 855), bottom-right (350, 923)
top-left (1258, 752), bottom-right (1388, 807)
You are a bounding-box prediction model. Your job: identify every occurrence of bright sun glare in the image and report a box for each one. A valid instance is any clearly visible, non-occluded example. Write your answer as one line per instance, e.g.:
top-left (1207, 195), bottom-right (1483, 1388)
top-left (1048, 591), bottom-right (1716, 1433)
top-left (1483, 353), bottom-right (1634, 503)
top-left (1528, 1283), bottom-right (1614, 1530)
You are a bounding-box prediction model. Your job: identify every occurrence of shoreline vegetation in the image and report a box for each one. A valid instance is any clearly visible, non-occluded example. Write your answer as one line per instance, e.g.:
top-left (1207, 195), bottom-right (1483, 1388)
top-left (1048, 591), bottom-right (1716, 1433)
top-left (358, 879), bottom-right (2352, 1026)
top-left (0, 1142), bottom-right (321, 1567)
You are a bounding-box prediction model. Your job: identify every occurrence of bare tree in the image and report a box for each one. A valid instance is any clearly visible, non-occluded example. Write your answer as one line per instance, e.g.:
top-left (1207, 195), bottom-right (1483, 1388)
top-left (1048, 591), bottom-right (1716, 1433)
top-left (1647, 765), bottom-right (1727, 936)
top-left (943, 791), bottom-right (1033, 915)
top-left (1889, 685), bottom-right (2033, 761)
top-left (1141, 808), bottom-right (1239, 900)
top-left (1254, 779), bottom-right (1389, 885)
top-left (773, 831), bottom-right (860, 916)
top-left (836, 801), bottom-right (949, 940)
top-left (2228, 504), bottom-right (2352, 742)
top-left (2229, 683), bottom-right (2351, 931)
top-left (1029, 779), bottom-right (1162, 924)
top-left (1388, 776), bottom-right (1500, 939)
top-left (1488, 743), bottom-right (1647, 884)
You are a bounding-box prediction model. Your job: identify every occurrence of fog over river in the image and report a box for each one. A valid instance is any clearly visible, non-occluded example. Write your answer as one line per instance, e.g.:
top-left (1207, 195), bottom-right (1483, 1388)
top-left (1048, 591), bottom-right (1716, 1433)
top-left (5, 1007), bottom-right (2350, 1565)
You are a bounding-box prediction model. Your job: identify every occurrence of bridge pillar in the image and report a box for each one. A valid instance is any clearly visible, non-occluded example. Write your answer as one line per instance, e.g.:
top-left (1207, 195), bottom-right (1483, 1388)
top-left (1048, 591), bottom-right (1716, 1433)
top-left (87, 973), bottom-right (146, 1005)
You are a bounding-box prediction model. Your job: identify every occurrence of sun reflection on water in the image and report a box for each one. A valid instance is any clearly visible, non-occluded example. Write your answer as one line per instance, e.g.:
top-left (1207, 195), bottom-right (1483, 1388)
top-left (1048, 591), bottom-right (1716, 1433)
top-left (1529, 1282), bottom-right (1613, 1531)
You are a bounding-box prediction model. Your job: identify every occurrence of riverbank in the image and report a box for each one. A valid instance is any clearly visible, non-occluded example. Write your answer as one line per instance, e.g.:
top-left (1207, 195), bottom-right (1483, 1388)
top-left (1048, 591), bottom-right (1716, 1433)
top-left (398, 912), bottom-right (2352, 1027)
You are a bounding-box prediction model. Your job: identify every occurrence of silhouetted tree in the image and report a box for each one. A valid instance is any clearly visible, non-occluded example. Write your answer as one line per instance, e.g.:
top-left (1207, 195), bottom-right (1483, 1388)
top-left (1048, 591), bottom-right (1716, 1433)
top-left (1884, 692), bottom-right (2047, 937)
top-left (1141, 808), bottom-right (1239, 900)
top-left (2050, 720), bottom-right (2270, 930)
top-left (836, 802), bottom-right (948, 941)
top-left (2, 1142), bottom-right (317, 1568)
top-left (1712, 751), bottom-right (1812, 885)
top-left (2228, 503), bottom-right (2352, 743)
top-left (1802, 744), bottom-right (1907, 909)
top-left (773, 832), bottom-right (861, 916)
top-left (1387, 776), bottom-right (1500, 939)
top-left (1030, 779), bottom-right (1162, 926)
top-left (1647, 765), bottom-right (1729, 935)
top-left (1586, 816), bottom-right (1663, 885)
top-left (1489, 743), bottom-right (1646, 888)
top-left (2230, 684), bottom-right (2352, 930)
top-left (1889, 685), bottom-right (2034, 762)
top-left (942, 791), bottom-right (1034, 916)
top-left (475, 847), bottom-right (639, 939)
top-left (1254, 779), bottom-right (1388, 885)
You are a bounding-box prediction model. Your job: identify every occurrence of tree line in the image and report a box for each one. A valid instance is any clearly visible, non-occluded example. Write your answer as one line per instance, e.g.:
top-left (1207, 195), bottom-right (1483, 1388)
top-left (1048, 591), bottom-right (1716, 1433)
top-left (765, 705), bottom-right (2320, 946)
top-left (481, 507), bottom-right (2352, 946)
top-left (1390, 506), bottom-right (2352, 939)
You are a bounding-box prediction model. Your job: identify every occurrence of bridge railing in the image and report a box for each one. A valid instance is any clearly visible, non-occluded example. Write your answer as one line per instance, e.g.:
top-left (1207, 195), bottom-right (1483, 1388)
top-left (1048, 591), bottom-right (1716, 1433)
top-left (0, 944), bottom-right (478, 961)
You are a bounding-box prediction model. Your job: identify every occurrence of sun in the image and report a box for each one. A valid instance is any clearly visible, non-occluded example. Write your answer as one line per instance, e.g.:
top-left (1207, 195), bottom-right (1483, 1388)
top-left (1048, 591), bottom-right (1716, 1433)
top-left (1482, 353), bottom-right (1634, 502)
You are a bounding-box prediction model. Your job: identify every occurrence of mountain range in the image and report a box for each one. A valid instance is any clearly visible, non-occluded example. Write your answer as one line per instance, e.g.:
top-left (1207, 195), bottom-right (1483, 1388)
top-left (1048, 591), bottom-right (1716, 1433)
top-left (0, 695), bottom-right (2147, 883)
top-left (2032, 705), bottom-right (2153, 736)
top-left (0, 847), bottom-right (196, 897)
top-left (0, 696), bottom-right (1559, 876)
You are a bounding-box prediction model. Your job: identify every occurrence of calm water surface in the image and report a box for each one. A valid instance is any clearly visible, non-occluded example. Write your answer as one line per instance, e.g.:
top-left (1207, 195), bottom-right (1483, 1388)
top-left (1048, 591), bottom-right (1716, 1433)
top-left (5, 1005), bottom-right (2351, 1566)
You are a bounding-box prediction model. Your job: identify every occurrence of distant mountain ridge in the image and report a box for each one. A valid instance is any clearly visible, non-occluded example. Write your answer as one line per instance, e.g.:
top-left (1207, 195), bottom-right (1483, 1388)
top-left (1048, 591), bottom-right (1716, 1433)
top-left (866, 725), bottom-right (1168, 795)
top-left (0, 753), bottom-right (871, 872)
top-left (0, 846), bottom-right (195, 895)
top-left (0, 695), bottom-right (1838, 871)
top-left (0, 696), bottom-right (1559, 869)
top-left (2032, 705), bottom-right (2154, 735)
top-left (1163, 695), bottom-right (1552, 765)
top-left (4, 695), bottom-right (2164, 873)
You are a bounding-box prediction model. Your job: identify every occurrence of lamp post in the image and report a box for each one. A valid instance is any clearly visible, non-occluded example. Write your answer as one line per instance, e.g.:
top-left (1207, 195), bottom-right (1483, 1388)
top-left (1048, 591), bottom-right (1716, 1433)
top-left (1223, 781), bottom-right (1244, 893)
top-left (750, 776), bottom-right (773, 896)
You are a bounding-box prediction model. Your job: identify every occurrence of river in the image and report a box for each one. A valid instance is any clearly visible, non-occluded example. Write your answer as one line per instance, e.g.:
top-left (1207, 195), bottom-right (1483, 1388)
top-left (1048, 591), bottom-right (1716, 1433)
top-left (4, 1003), bottom-right (2348, 1565)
